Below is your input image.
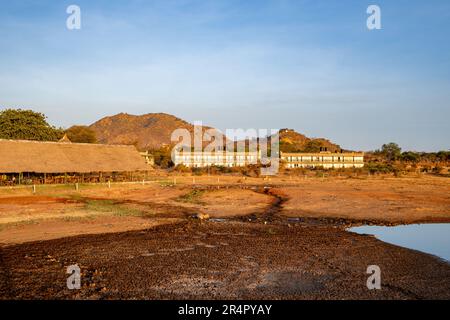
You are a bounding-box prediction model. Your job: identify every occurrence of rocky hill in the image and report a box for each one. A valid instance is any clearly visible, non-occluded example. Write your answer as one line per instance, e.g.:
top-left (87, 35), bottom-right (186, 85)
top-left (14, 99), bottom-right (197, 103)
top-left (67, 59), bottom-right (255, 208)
top-left (89, 113), bottom-right (221, 150)
top-left (277, 129), bottom-right (341, 153)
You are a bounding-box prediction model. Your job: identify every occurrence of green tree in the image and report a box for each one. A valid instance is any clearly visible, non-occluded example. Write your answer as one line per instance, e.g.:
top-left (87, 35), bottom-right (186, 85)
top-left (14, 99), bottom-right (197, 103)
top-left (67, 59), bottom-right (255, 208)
top-left (381, 143), bottom-right (402, 161)
top-left (436, 151), bottom-right (450, 161)
top-left (400, 151), bottom-right (420, 163)
top-left (151, 146), bottom-right (174, 168)
top-left (65, 125), bottom-right (97, 143)
top-left (0, 109), bottom-right (63, 141)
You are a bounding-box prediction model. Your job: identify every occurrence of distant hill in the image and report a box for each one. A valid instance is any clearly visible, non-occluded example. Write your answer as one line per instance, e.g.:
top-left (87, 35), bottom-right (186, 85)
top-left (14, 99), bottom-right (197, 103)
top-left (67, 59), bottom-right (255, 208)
top-left (89, 113), bottom-right (221, 150)
top-left (89, 113), bottom-right (342, 152)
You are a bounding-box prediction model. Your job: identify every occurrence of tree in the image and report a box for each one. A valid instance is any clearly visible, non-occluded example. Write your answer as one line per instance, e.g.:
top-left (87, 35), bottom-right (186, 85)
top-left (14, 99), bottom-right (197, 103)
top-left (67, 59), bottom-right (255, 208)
top-left (400, 151), bottom-right (420, 163)
top-left (65, 125), bottom-right (97, 143)
top-left (436, 151), bottom-right (450, 162)
top-left (381, 143), bottom-right (402, 161)
top-left (0, 108), bottom-right (63, 141)
top-left (151, 146), bottom-right (174, 168)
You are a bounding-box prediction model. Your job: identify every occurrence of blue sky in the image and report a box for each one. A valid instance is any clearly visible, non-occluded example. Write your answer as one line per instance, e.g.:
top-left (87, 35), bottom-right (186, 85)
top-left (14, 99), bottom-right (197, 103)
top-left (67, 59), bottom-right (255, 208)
top-left (0, 0), bottom-right (449, 151)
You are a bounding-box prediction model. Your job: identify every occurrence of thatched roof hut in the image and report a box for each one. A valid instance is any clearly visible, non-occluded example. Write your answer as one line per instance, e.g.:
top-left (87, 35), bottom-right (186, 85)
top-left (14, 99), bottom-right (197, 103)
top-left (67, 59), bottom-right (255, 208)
top-left (0, 139), bottom-right (150, 173)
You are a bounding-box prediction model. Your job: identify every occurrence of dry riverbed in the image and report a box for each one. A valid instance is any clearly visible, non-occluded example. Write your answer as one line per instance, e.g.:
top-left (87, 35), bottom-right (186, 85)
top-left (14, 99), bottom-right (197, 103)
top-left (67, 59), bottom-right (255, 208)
top-left (1, 221), bottom-right (449, 299)
top-left (0, 175), bottom-right (449, 299)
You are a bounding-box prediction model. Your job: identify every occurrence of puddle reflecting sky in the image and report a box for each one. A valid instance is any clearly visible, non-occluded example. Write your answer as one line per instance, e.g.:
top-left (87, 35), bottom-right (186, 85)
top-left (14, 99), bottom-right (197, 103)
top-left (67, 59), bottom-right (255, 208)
top-left (349, 224), bottom-right (450, 262)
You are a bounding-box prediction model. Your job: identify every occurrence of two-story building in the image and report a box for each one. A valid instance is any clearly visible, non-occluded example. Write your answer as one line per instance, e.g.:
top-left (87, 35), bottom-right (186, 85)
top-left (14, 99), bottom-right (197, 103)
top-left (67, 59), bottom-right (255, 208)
top-left (281, 152), bottom-right (364, 169)
top-left (173, 150), bottom-right (260, 168)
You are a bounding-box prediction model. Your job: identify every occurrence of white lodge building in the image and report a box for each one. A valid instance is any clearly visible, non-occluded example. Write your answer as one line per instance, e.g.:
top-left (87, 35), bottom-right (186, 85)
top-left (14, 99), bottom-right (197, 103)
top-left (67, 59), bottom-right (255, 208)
top-left (173, 150), bottom-right (260, 168)
top-left (281, 152), bottom-right (365, 169)
top-left (173, 150), bottom-right (365, 169)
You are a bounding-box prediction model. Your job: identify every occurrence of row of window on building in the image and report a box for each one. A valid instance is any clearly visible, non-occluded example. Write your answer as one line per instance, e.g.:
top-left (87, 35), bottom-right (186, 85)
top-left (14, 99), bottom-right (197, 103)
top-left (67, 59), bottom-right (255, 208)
top-left (281, 152), bottom-right (364, 168)
top-left (173, 151), bottom-right (259, 168)
top-left (173, 151), bottom-right (365, 168)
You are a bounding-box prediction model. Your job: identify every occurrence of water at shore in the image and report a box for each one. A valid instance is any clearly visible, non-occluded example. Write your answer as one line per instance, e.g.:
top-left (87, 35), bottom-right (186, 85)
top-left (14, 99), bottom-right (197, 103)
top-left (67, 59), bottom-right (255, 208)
top-left (349, 224), bottom-right (450, 262)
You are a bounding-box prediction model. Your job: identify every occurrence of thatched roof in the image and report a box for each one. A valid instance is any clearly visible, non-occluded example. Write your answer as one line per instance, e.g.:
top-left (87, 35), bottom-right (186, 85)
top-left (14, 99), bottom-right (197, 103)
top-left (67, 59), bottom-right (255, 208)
top-left (0, 139), bottom-right (150, 173)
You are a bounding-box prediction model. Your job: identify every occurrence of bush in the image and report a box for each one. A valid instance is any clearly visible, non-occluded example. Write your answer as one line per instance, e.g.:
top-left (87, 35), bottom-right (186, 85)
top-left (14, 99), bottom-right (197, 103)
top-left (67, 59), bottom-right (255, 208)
top-left (65, 125), bottom-right (97, 143)
top-left (432, 166), bottom-right (443, 174)
top-left (173, 164), bottom-right (190, 173)
top-left (366, 162), bottom-right (395, 174)
top-left (400, 151), bottom-right (420, 163)
top-left (151, 147), bottom-right (174, 168)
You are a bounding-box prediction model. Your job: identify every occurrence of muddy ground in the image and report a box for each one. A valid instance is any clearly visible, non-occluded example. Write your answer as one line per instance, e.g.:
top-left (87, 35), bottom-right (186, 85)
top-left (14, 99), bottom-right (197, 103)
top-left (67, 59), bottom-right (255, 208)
top-left (1, 221), bottom-right (449, 300)
top-left (0, 175), bottom-right (449, 299)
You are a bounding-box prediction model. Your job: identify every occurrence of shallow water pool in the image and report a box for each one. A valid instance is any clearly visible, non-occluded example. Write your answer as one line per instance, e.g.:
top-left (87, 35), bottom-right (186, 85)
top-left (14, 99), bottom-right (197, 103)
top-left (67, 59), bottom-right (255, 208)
top-left (349, 224), bottom-right (450, 262)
